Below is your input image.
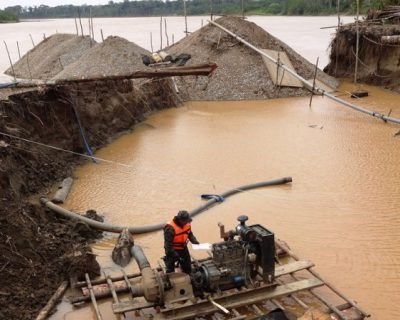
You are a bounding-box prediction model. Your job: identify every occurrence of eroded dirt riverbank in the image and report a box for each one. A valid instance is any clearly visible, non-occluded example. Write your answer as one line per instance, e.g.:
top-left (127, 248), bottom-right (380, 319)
top-left (52, 82), bottom-right (400, 320)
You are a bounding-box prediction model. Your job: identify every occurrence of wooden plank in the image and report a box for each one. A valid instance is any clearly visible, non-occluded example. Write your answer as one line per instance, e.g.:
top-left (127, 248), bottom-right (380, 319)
top-left (275, 260), bottom-right (315, 277)
top-left (113, 300), bottom-right (156, 314)
top-left (261, 49), bottom-right (303, 88)
top-left (162, 278), bottom-right (324, 319)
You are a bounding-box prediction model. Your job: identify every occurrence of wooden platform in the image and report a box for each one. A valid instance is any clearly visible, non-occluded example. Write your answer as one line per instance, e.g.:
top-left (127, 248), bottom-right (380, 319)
top-left (75, 241), bottom-right (369, 320)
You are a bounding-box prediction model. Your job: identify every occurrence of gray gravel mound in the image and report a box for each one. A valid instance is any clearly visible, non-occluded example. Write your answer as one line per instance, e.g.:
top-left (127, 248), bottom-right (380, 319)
top-left (54, 36), bottom-right (151, 81)
top-left (5, 34), bottom-right (94, 80)
top-left (167, 16), bottom-right (339, 101)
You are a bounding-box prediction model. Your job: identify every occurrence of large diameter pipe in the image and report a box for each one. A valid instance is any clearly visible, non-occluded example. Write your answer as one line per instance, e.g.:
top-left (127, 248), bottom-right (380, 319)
top-left (207, 20), bottom-right (400, 125)
top-left (40, 177), bottom-right (292, 234)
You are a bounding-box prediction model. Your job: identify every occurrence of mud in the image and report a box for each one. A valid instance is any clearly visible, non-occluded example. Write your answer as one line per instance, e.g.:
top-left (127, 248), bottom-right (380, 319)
top-left (325, 23), bottom-right (400, 93)
top-left (0, 78), bottom-right (178, 319)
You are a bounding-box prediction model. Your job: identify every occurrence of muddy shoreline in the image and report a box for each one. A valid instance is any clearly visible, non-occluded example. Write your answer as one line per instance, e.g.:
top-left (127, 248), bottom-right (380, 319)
top-left (0, 79), bottom-right (178, 319)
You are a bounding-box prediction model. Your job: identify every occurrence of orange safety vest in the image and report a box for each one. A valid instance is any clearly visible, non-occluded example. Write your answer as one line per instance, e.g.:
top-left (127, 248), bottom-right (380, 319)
top-left (165, 220), bottom-right (191, 250)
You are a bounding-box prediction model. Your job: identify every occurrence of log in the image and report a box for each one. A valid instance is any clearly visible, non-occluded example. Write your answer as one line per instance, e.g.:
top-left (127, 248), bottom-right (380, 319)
top-left (35, 281), bottom-right (68, 320)
top-left (13, 63), bottom-right (218, 88)
top-left (52, 177), bottom-right (74, 204)
top-left (381, 35), bottom-right (400, 45)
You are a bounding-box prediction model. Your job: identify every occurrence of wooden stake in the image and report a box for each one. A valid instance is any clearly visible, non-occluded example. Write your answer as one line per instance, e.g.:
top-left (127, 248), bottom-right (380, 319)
top-left (150, 32), bottom-right (154, 53)
top-left (275, 52), bottom-right (280, 86)
top-left (16, 41), bottom-right (21, 59)
top-left (43, 33), bottom-right (46, 40)
top-left (241, 0), bottom-right (245, 19)
top-left (35, 281), bottom-right (68, 320)
top-left (78, 8), bottom-right (84, 37)
top-left (209, 0), bottom-right (213, 21)
top-left (27, 51), bottom-right (32, 80)
top-left (309, 57), bottom-right (319, 107)
top-left (354, 0), bottom-right (360, 83)
top-left (91, 12), bottom-right (94, 40)
top-left (164, 18), bottom-right (170, 47)
top-left (3, 41), bottom-right (16, 81)
top-left (334, 0), bottom-right (340, 76)
top-left (29, 34), bottom-right (35, 47)
top-left (160, 15), bottom-right (163, 50)
top-left (172, 33), bottom-right (174, 45)
top-left (100, 29), bottom-right (104, 42)
top-left (183, 0), bottom-right (188, 35)
top-left (201, 19), bottom-right (204, 27)
top-left (74, 17), bottom-right (79, 35)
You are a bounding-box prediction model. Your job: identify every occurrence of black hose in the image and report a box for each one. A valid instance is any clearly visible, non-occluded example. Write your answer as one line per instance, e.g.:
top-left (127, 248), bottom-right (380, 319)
top-left (41, 177), bottom-right (292, 234)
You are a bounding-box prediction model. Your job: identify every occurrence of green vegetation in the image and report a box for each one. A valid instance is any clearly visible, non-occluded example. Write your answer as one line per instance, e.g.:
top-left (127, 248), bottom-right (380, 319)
top-left (0, 9), bottom-right (18, 23)
top-left (4, 0), bottom-right (400, 19)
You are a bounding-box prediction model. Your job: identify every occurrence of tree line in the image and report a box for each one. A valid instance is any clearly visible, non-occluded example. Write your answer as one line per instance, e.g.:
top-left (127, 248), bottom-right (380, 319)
top-left (0, 10), bottom-right (18, 23)
top-left (4, 0), bottom-right (399, 19)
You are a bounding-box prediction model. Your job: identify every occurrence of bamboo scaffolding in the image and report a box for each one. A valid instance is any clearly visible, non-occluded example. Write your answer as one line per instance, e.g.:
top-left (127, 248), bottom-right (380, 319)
top-left (207, 19), bottom-right (400, 126)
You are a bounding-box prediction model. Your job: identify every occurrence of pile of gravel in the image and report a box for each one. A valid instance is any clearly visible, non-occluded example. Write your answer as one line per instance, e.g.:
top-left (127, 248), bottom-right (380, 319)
top-left (54, 36), bottom-right (151, 81)
top-left (5, 34), bottom-right (94, 80)
top-left (167, 16), bottom-right (339, 100)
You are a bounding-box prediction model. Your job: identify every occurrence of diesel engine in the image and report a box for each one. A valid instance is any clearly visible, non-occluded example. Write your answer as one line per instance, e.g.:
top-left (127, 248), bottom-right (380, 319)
top-left (192, 215), bottom-right (275, 295)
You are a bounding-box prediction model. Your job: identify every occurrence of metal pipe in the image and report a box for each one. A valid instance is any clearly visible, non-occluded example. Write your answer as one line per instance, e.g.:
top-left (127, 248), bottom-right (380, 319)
top-left (41, 177), bottom-right (292, 234)
top-left (131, 246), bottom-right (151, 270)
top-left (207, 20), bottom-right (400, 125)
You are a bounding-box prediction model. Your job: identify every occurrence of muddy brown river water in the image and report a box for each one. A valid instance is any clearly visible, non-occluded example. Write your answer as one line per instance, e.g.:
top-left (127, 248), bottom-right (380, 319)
top-left (47, 81), bottom-right (400, 320)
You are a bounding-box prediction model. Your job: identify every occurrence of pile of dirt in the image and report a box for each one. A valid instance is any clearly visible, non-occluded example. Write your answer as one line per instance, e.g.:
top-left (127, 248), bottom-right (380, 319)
top-left (167, 16), bottom-right (339, 101)
top-left (54, 36), bottom-right (150, 81)
top-left (0, 78), bottom-right (178, 319)
top-left (5, 34), bottom-right (94, 80)
top-left (324, 23), bottom-right (400, 93)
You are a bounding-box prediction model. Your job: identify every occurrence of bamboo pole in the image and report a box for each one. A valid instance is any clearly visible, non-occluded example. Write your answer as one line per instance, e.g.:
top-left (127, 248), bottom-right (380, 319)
top-left (91, 10), bottom-right (94, 40)
top-left (160, 15), bottom-right (163, 50)
top-left (16, 41), bottom-right (21, 59)
top-left (354, 0), bottom-right (360, 83)
top-left (35, 281), bottom-right (68, 320)
top-left (43, 33), bottom-right (46, 40)
top-left (27, 51), bottom-right (32, 80)
top-left (164, 19), bottom-right (170, 47)
top-left (85, 273), bottom-right (103, 320)
top-left (335, 0), bottom-right (340, 76)
top-left (207, 19), bottom-right (400, 125)
top-left (309, 57), bottom-right (319, 107)
top-left (100, 29), bottom-right (104, 42)
top-left (172, 33), bottom-right (175, 45)
top-left (78, 8), bottom-right (84, 37)
top-left (29, 34), bottom-right (35, 47)
top-left (241, 0), bottom-right (245, 19)
top-left (209, 0), bottom-right (213, 21)
top-left (150, 32), bottom-right (154, 53)
top-left (183, 0), bottom-right (188, 35)
top-left (3, 41), bottom-right (16, 81)
top-left (74, 17), bottom-right (79, 35)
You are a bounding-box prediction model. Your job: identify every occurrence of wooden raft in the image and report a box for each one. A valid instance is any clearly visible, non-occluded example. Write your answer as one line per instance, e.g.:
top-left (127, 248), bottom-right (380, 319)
top-left (75, 243), bottom-right (369, 320)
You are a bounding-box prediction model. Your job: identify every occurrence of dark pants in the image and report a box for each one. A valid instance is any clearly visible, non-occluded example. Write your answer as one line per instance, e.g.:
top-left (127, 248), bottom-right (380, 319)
top-left (165, 247), bottom-right (192, 274)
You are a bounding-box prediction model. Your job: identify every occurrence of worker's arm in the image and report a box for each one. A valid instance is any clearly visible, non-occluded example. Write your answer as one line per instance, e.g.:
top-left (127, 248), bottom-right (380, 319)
top-left (188, 230), bottom-right (200, 245)
top-left (164, 225), bottom-right (179, 258)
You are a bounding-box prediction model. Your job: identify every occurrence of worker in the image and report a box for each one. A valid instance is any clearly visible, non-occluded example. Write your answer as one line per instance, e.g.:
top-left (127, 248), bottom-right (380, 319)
top-left (164, 210), bottom-right (199, 274)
